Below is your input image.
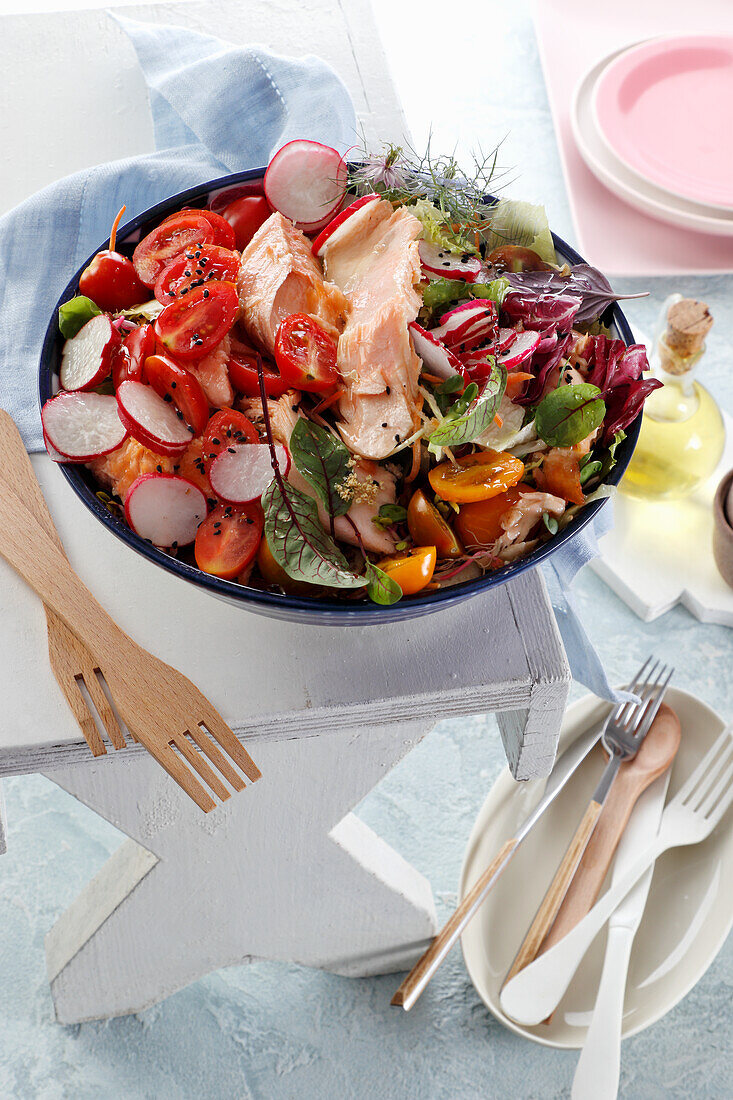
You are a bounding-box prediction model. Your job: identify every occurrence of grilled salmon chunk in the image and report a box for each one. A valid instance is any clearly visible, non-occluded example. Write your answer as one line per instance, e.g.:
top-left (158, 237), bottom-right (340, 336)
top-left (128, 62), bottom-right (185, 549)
top-left (237, 212), bottom-right (348, 355)
top-left (322, 199), bottom-right (423, 460)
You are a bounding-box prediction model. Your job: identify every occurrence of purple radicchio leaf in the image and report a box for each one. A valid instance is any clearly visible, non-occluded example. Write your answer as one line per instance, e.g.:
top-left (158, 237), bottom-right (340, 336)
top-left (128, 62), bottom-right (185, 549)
top-left (602, 377), bottom-right (663, 443)
top-left (502, 290), bottom-right (581, 332)
top-left (514, 332), bottom-right (574, 406)
top-left (504, 265), bottom-right (647, 324)
top-left (585, 335), bottom-right (649, 391)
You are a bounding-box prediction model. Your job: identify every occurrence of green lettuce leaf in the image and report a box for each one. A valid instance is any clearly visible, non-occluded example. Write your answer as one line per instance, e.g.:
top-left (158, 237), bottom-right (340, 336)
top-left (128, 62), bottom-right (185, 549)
top-left (481, 199), bottom-right (557, 265)
top-left (58, 295), bottom-right (102, 339)
top-left (410, 198), bottom-right (478, 255)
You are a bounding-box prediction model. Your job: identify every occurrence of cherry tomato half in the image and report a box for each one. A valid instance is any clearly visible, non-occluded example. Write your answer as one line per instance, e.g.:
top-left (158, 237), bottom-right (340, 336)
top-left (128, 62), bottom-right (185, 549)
top-left (112, 323), bottom-right (156, 389)
top-left (375, 546), bottom-right (437, 596)
top-left (429, 450), bottom-right (525, 504)
top-left (202, 409), bottom-right (259, 475)
top-left (487, 245), bottom-right (552, 274)
top-left (132, 214), bottom-right (216, 287)
top-left (195, 502), bottom-right (263, 580)
top-left (256, 536), bottom-right (318, 596)
top-left (221, 196), bottom-right (272, 251)
top-left (153, 244), bottom-right (240, 304)
top-left (154, 281), bottom-right (238, 361)
top-left (143, 353), bottom-right (210, 436)
top-left (79, 250), bottom-right (148, 313)
top-left (227, 339), bottom-right (290, 398)
top-left (274, 314), bottom-right (339, 394)
top-left (160, 207), bottom-right (237, 250)
top-left (407, 489), bottom-right (463, 559)
top-left (454, 485), bottom-right (533, 549)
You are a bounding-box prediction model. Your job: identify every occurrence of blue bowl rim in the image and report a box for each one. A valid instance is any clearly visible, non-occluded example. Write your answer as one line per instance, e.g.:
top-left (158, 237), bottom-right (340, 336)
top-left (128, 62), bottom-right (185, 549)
top-left (38, 164), bottom-right (640, 618)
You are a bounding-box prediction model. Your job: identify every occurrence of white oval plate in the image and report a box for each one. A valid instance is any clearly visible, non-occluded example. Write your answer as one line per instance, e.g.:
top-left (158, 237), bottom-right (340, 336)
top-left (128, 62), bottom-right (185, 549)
top-left (459, 687), bottom-right (733, 1048)
top-left (571, 46), bottom-right (733, 238)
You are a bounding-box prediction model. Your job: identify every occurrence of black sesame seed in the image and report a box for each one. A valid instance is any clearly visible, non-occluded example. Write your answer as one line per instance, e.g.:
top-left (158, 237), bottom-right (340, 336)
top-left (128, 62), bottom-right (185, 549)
top-left (168, 291), bottom-right (175, 298)
top-left (442, 262), bottom-right (451, 267)
top-left (381, 422), bottom-right (388, 428)
top-left (176, 409), bottom-right (184, 420)
top-left (163, 393), bottom-right (173, 402)
top-left (385, 386), bottom-right (391, 395)
top-left (212, 437), bottom-right (221, 445)
top-left (213, 529), bottom-right (222, 536)
top-left (172, 541), bottom-right (178, 549)
top-left (171, 381), bottom-right (177, 389)
top-left (394, 433), bottom-right (400, 442)
top-left (184, 270), bottom-right (191, 277)
top-left (203, 289), bottom-right (210, 299)
top-left (200, 258), bottom-right (208, 266)
top-left (156, 464), bottom-right (162, 473)
top-left (180, 287), bottom-right (189, 295)
top-left (214, 521), bottom-right (221, 528)
top-left (227, 447), bottom-right (236, 453)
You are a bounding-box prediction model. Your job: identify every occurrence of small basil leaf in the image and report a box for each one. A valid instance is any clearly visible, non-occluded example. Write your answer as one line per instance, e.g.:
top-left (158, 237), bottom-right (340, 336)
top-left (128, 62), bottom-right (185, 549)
top-left (542, 512), bottom-right (559, 535)
top-left (580, 460), bottom-right (603, 485)
top-left (434, 374), bottom-right (464, 396)
top-left (290, 419), bottom-right (353, 518)
top-left (534, 383), bottom-right (606, 448)
top-left (58, 295), bottom-right (102, 339)
top-left (429, 361), bottom-right (507, 449)
top-left (365, 561), bottom-right (403, 605)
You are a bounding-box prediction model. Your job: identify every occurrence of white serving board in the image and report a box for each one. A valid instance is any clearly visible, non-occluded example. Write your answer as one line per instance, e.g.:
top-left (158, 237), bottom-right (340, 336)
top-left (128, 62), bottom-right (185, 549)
top-left (592, 411), bottom-right (733, 624)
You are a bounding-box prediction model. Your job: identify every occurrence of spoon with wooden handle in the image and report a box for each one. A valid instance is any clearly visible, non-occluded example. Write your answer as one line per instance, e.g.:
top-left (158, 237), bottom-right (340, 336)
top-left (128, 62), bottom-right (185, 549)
top-left (530, 704), bottom-right (680, 1024)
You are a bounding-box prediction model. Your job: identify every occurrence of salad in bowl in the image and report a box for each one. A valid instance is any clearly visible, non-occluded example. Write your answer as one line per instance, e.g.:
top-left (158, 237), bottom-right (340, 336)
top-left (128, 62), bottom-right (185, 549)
top-left (39, 140), bottom-right (659, 619)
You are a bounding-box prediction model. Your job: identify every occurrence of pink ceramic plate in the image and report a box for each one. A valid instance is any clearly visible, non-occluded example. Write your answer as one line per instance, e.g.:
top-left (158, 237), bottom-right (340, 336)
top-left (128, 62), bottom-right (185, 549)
top-left (594, 36), bottom-right (733, 211)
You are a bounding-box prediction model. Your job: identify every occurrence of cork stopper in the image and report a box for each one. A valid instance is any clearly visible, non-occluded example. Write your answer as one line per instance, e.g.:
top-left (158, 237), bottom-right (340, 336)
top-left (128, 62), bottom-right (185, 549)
top-left (659, 298), bottom-right (713, 374)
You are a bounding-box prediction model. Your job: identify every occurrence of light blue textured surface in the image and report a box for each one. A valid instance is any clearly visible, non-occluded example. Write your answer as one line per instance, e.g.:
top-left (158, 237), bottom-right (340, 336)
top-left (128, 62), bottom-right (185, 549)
top-left (1, 2), bottom-right (731, 1097)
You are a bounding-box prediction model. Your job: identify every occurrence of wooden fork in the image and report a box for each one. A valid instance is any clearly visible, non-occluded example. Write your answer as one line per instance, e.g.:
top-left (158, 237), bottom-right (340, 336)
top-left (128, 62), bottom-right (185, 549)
top-left (0, 411), bottom-right (261, 811)
top-left (2, 414), bottom-right (124, 756)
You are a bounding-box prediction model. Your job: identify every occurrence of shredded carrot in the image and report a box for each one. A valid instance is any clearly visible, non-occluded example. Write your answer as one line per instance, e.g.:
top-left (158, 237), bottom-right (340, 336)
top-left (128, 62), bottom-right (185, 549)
top-left (493, 414), bottom-right (503, 428)
top-left (421, 372), bottom-right (446, 386)
top-left (405, 439), bottom-right (422, 483)
top-left (109, 205), bottom-right (126, 253)
top-left (311, 387), bottom-right (344, 415)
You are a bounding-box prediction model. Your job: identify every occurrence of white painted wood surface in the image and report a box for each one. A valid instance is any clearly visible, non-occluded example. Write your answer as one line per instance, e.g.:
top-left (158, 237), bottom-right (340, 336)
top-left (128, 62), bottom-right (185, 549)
top-left (0, 0), bottom-right (570, 1020)
top-left (592, 412), bottom-right (733, 625)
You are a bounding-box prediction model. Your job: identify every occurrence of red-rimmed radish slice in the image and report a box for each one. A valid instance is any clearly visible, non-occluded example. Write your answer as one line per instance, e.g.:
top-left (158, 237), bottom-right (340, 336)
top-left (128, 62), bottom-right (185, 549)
top-left (59, 314), bottom-right (120, 392)
top-left (419, 241), bottom-right (483, 283)
top-left (497, 329), bottom-right (541, 369)
top-left (43, 429), bottom-right (86, 463)
top-left (116, 380), bottom-right (193, 457)
top-left (433, 301), bottom-right (497, 346)
top-left (311, 194), bottom-right (380, 256)
top-left (42, 392), bottom-right (128, 461)
top-left (264, 140), bottom-right (347, 229)
top-left (497, 327), bottom-right (517, 353)
top-left (208, 443), bottom-right (290, 504)
top-left (409, 322), bottom-right (467, 381)
top-left (124, 474), bottom-right (207, 548)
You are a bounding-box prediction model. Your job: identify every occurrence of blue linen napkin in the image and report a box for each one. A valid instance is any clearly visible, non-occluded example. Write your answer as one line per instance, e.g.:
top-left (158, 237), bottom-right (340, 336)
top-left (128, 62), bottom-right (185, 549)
top-left (0, 14), bottom-right (356, 451)
top-left (0, 13), bottom-right (624, 703)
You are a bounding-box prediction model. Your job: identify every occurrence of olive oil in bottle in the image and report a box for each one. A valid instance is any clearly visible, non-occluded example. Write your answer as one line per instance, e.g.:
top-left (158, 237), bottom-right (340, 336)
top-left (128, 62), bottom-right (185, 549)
top-left (621, 295), bottom-right (725, 502)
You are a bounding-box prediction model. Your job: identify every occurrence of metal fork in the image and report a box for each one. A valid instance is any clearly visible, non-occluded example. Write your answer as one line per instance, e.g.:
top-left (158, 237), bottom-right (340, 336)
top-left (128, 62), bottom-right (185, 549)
top-left (0, 411), bottom-right (260, 811)
top-left (501, 726), bottom-right (733, 1025)
top-left (503, 658), bottom-right (673, 985)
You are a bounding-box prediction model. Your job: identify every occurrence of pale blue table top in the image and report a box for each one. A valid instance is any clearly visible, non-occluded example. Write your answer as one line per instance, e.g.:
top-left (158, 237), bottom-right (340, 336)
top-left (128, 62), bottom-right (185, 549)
top-left (1, 2), bottom-right (731, 1097)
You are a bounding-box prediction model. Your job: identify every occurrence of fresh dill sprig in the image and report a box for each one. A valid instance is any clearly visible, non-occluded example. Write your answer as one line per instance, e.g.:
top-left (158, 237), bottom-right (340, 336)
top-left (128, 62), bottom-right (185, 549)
top-left (348, 133), bottom-right (514, 234)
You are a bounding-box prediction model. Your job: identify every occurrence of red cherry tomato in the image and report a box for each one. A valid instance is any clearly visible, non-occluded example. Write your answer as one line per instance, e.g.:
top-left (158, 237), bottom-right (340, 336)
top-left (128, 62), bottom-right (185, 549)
top-left (78, 251), bottom-right (148, 312)
top-left (274, 313), bottom-right (339, 394)
top-left (143, 353), bottom-right (210, 436)
top-left (154, 281), bottom-right (238, 361)
top-left (202, 409), bottom-right (259, 475)
top-left (220, 196), bottom-right (272, 250)
top-left (160, 207), bottom-right (237, 249)
top-left (227, 341), bottom-right (289, 398)
top-left (194, 502), bottom-right (263, 579)
top-left (132, 214), bottom-right (216, 287)
top-left (153, 244), bottom-right (240, 304)
top-left (112, 323), bottom-right (156, 388)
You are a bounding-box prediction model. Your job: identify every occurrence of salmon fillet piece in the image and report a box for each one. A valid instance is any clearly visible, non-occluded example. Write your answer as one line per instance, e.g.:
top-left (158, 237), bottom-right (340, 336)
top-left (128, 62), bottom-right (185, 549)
top-left (189, 335), bottom-right (233, 408)
top-left (242, 391), bottom-right (398, 555)
top-left (237, 212), bottom-right (348, 355)
top-left (89, 436), bottom-right (209, 502)
top-left (322, 200), bottom-right (423, 460)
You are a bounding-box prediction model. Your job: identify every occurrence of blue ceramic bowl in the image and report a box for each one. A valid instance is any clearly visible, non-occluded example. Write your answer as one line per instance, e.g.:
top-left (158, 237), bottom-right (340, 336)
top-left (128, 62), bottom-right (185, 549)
top-left (39, 167), bottom-right (639, 625)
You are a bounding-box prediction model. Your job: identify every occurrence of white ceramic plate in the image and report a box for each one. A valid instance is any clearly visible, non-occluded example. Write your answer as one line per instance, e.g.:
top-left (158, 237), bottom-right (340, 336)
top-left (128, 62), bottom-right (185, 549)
top-left (571, 46), bottom-right (733, 238)
top-left (459, 687), bottom-right (733, 1048)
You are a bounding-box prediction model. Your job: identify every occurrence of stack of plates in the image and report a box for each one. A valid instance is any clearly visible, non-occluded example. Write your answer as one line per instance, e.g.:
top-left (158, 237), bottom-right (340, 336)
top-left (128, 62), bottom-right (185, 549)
top-left (572, 36), bottom-right (733, 237)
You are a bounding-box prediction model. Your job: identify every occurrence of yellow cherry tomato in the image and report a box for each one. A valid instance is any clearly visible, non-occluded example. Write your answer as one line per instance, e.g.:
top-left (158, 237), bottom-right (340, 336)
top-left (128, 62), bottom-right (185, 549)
top-left (407, 489), bottom-right (463, 559)
top-left (455, 485), bottom-right (534, 549)
top-left (376, 545), bottom-right (437, 595)
top-left (256, 536), bottom-right (318, 597)
top-left (428, 450), bottom-right (525, 504)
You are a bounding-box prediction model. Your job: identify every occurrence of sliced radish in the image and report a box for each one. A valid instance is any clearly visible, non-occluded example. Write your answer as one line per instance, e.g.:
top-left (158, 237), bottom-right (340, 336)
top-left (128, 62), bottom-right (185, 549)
top-left (42, 392), bottom-right (128, 461)
top-left (497, 327), bottom-right (517, 353)
top-left (409, 322), bottom-right (467, 381)
top-left (264, 140), bottom-right (347, 230)
top-left (311, 194), bottom-right (380, 256)
top-left (419, 241), bottom-right (483, 283)
top-left (43, 429), bottom-right (86, 463)
top-left (125, 474), bottom-right (207, 548)
top-left (59, 314), bottom-right (120, 392)
top-left (497, 329), bottom-right (541, 369)
top-left (116, 380), bottom-right (193, 457)
top-left (208, 443), bottom-right (290, 504)
top-left (433, 301), bottom-right (497, 347)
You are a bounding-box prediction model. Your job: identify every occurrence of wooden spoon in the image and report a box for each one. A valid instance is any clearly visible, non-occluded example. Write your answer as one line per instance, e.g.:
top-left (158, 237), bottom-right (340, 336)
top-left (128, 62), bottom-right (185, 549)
top-left (539, 703), bottom-right (681, 1021)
